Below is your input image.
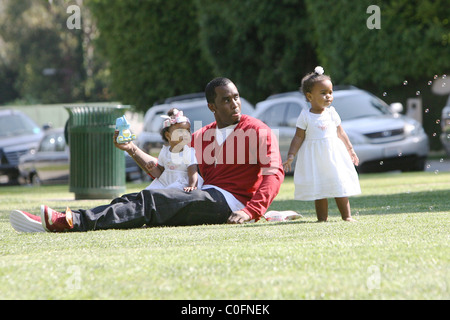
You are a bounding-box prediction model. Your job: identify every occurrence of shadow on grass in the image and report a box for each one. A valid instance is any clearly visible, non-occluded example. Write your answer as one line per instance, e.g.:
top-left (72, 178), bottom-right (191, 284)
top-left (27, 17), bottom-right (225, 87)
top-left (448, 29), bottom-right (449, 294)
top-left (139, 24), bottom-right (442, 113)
top-left (269, 189), bottom-right (450, 217)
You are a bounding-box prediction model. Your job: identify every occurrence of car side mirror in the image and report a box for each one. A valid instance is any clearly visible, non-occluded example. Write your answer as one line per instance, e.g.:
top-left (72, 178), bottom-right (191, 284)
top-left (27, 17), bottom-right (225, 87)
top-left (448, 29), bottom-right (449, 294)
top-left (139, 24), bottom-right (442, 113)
top-left (390, 102), bottom-right (403, 114)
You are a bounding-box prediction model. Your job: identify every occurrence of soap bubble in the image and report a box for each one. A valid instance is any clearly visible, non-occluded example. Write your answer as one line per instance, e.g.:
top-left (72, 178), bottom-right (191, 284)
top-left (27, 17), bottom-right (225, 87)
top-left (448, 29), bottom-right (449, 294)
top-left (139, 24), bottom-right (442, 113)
top-left (383, 92), bottom-right (387, 96)
top-left (428, 81), bottom-right (433, 85)
top-left (416, 91), bottom-right (421, 95)
top-left (403, 80), bottom-right (408, 85)
top-left (436, 119), bottom-right (441, 124)
top-left (425, 108), bottom-right (430, 113)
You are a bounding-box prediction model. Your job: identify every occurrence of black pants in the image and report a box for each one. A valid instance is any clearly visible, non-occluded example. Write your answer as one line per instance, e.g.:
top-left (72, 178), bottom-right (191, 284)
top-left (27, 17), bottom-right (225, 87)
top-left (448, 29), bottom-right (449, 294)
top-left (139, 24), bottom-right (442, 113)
top-left (71, 188), bottom-right (232, 232)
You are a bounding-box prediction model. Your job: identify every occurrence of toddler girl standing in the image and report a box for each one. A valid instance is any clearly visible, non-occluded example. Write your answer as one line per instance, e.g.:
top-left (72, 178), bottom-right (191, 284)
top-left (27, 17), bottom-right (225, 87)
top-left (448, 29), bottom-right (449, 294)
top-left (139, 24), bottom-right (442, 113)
top-left (145, 108), bottom-right (203, 192)
top-left (283, 67), bottom-right (361, 222)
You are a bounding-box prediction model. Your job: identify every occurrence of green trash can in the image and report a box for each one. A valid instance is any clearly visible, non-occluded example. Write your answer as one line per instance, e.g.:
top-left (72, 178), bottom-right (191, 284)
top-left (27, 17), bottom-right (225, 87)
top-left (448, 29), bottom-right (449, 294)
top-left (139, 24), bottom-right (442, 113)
top-left (65, 105), bottom-right (130, 200)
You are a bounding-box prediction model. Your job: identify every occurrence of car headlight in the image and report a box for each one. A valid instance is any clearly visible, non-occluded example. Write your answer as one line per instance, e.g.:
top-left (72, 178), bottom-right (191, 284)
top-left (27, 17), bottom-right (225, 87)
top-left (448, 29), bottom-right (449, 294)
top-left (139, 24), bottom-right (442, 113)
top-left (404, 121), bottom-right (424, 136)
top-left (443, 119), bottom-right (450, 132)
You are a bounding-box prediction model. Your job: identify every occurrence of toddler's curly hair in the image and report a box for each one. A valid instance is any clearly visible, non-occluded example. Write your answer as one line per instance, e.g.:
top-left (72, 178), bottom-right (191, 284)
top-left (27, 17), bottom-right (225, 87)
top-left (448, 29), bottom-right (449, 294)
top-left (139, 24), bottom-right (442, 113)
top-left (300, 67), bottom-right (331, 101)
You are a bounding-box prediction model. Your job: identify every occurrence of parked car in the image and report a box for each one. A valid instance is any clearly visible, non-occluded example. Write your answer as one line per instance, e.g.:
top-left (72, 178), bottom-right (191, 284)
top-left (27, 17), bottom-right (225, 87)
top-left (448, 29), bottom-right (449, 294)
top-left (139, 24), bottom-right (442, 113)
top-left (18, 128), bottom-right (69, 185)
top-left (0, 109), bottom-right (44, 184)
top-left (136, 93), bottom-right (255, 157)
top-left (440, 99), bottom-right (450, 155)
top-left (19, 128), bottom-right (142, 185)
top-left (253, 87), bottom-right (429, 173)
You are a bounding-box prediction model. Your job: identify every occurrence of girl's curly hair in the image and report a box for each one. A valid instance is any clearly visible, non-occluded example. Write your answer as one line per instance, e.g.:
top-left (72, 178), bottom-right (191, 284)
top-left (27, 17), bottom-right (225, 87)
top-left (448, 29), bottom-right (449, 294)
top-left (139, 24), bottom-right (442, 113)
top-left (300, 67), bottom-right (331, 101)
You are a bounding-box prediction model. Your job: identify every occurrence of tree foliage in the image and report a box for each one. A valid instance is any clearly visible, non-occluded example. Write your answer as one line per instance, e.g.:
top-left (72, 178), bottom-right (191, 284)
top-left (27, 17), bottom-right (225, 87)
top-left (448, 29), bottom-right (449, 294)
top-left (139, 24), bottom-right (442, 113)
top-left (0, 0), bottom-right (447, 121)
top-left (0, 0), bottom-right (108, 105)
top-left (87, 0), bottom-right (214, 111)
top-left (87, 0), bottom-right (317, 107)
top-left (304, 0), bottom-right (450, 88)
top-left (195, 0), bottom-right (317, 103)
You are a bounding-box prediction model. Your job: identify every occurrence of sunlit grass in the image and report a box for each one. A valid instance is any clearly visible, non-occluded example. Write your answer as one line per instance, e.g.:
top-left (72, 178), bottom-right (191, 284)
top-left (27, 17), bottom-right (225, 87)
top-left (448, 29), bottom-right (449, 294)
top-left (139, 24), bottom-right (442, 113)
top-left (0, 172), bottom-right (449, 299)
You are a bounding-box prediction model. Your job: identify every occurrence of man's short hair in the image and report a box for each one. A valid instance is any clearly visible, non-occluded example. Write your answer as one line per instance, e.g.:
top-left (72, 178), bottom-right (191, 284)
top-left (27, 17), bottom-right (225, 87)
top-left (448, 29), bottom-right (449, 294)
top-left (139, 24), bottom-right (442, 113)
top-left (205, 77), bottom-right (232, 104)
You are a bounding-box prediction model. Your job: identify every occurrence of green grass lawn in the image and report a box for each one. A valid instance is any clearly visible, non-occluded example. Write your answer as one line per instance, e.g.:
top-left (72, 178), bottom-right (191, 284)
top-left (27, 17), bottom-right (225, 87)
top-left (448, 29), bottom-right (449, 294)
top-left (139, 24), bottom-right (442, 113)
top-left (0, 172), bottom-right (449, 300)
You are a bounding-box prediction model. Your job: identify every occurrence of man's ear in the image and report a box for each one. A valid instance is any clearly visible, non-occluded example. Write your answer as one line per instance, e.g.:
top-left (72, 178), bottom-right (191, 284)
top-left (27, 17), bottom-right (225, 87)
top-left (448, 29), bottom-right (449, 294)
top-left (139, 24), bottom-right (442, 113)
top-left (207, 103), bottom-right (216, 114)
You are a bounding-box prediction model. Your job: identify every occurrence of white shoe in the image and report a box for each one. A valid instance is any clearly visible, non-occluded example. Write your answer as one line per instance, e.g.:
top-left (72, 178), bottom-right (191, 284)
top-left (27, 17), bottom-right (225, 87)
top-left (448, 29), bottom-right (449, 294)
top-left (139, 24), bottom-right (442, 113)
top-left (264, 210), bottom-right (303, 222)
top-left (10, 210), bottom-right (45, 233)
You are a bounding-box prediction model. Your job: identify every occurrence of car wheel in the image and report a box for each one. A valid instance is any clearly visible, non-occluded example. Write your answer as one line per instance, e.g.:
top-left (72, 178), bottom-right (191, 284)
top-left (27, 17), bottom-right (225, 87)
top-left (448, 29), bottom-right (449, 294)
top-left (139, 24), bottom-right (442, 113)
top-left (31, 173), bottom-right (42, 186)
top-left (404, 157), bottom-right (426, 172)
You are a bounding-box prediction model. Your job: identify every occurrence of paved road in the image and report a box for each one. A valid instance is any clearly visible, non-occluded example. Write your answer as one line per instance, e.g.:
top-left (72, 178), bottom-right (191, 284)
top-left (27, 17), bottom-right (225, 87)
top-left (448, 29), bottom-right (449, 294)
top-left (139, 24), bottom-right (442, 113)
top-left (425, 158), bottom-right (450, 173)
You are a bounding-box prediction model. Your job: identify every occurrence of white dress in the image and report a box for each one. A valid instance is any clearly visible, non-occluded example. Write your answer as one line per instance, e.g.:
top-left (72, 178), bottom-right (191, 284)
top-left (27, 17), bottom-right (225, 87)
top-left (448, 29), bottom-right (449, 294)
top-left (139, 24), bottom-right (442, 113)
top-left (145, 145), bottom-right (203, 190)
top-left (293, 106), bottom-right (361, 200)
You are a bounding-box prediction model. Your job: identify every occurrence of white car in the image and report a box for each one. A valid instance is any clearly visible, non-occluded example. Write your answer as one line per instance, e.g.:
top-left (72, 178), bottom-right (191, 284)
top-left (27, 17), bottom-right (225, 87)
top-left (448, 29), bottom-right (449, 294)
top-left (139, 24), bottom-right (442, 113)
top-left (441, 103), bottom-right (450, 155)
top-left (136, 93), bottom-right (255, 157)
top-left (253, 87), bottom-right (429, 173)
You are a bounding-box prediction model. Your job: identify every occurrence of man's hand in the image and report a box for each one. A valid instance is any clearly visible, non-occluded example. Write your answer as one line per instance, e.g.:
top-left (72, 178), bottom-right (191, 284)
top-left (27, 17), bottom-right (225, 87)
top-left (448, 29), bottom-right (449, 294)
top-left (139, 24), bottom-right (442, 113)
top-left (113, 130), bottom-right (134, 152)
top-left (227, 210), bottom-right (251, 224)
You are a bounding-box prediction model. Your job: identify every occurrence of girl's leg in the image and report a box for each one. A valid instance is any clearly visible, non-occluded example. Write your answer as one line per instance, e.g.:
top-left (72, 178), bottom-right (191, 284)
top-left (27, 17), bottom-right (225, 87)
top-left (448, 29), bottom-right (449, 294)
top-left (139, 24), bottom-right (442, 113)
top-left (334, 197), bottom-right (356, 221)
top-left (315, 198), bottom-right (328, 222)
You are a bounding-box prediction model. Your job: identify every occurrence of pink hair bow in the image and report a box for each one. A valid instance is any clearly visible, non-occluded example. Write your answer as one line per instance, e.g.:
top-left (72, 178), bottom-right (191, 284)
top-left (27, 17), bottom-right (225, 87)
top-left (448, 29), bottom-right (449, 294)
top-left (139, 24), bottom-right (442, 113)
top-left (161, 109), bottom-right (190, 128)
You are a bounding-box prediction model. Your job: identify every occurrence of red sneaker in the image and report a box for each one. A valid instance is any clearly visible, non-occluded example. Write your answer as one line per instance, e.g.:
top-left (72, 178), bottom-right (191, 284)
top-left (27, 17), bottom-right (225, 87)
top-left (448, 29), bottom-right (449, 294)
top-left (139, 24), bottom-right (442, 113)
top-left (10, 210), bottom-right (45, 233)
top-left (41, 205), bottom-right (74, 232)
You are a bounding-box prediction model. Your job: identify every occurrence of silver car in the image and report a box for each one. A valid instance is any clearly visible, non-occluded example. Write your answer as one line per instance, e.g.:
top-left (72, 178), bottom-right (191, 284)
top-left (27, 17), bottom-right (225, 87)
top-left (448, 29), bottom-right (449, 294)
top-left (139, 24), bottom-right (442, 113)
top-left (0, 109), bottom-right (44, 184)
top-left (18, 128), bottom-right (143, 185)
top-left (253, 87), bottom-right (429, 173)
top-left (440, 102), bottom-right (450, 155)
top-left (18, 128), bottom-right (69, 185)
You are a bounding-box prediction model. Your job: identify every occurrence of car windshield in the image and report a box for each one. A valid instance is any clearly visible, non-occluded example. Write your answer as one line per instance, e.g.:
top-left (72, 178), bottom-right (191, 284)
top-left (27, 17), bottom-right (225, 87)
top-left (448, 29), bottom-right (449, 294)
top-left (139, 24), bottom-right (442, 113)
top-left (0, 113), bottom-right (41, 138)
top-left (332, 93), bottom-right (391, 121)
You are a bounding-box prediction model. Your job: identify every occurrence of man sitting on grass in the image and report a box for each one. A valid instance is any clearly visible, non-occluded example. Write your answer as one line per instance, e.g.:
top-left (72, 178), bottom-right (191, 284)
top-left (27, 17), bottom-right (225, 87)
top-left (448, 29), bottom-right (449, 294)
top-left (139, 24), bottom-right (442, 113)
top-left (10, 77), bottom-right (284, 233)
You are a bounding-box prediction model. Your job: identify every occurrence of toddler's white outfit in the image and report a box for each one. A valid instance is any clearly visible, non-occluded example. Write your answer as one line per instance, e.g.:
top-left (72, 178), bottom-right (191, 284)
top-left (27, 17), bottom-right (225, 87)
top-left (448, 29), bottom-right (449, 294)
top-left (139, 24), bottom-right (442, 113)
top-left (293, 106), bottom-right (361, 200)
top-left (146, 145), bottom-right (203, 190)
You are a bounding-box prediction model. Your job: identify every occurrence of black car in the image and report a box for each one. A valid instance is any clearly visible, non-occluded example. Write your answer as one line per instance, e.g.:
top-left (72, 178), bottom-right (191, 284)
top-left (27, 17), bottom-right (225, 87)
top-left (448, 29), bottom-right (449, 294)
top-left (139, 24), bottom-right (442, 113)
top-left (0, 109), bottom-right (44, 184)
